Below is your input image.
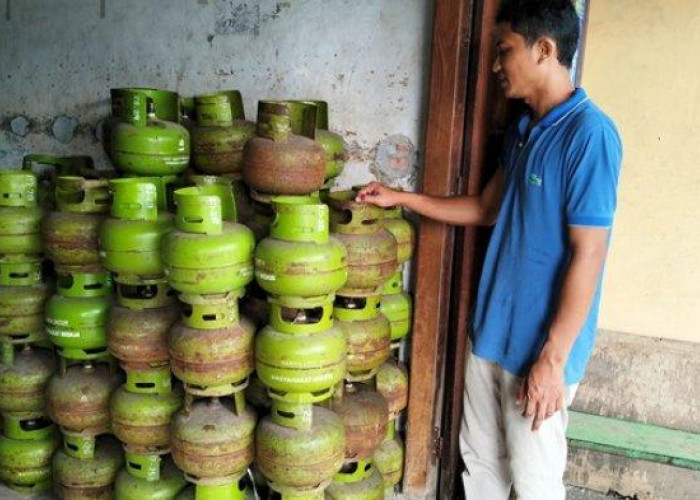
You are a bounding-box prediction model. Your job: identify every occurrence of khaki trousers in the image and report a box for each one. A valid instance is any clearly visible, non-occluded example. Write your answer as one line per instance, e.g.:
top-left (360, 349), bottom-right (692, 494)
top-left (459, 351), bottom-right (578, 500)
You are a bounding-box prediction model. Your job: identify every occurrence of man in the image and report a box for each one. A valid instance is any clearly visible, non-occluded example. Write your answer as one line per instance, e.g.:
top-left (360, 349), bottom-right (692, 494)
top-left (356, 0), bottom-right (622, 498)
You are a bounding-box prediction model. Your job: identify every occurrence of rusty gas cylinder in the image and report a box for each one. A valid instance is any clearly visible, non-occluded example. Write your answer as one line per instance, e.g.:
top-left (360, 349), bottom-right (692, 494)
top-left (255, 405), bottom-right (345, 496)
top-left (381, 205), bottom-right (414, 267)
top-left (110, 379), bottom-right (183, 454)
top-left (380, 271), bottom-right (412, 349)
top-left (331, 385), bottom-right (389, 462)
top-left (374, 359), bottom-right (408, 420)
top-left (46, 359), bottom-right (121, 452)
top-left (190, 91), bottom-right (256, 175)
top-left (41, 176), bottom-right (110, 272)
top-left (169, 297), bottom-right (255, 397)
top-left (328, 189), bottom-right (398, 296)
top-left (0, 344), bottom-right (56, 413)
top-left (372, 421), bottom-right (404, 495)
top-left (334, 295), bottom-right (391, 382)
top-left (242, 101), bottom-right (326, 195)
top-left (0, 282), bottom-right (51, 345)
top-left (171, 393), bottom-right (256, 480)
top-left (108, 301), bottom-right (180, 372)
top-left (53, 435), bottom-right (123, 499)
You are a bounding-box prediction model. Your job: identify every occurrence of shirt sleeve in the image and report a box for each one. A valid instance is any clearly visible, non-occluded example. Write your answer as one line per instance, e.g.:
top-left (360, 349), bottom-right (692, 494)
top-left (565, 124), bottom-right (622, 228)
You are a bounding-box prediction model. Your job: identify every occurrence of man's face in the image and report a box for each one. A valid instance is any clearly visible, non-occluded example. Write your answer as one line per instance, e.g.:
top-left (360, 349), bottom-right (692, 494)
top-left (493, 23), bottom-right (543, 100)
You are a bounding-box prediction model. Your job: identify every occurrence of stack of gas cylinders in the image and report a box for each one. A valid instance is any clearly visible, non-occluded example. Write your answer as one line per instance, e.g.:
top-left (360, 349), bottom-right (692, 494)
top-left (103, 86), bottom-right (189, 499)
top-left (0, 87), bottom-right (414, 500)
top-left (0, 170), bottom-right (58, 495)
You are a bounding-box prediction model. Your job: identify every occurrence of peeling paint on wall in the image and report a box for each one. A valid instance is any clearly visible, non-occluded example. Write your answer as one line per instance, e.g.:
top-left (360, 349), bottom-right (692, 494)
top-left (0, 0), bottom-right (433, 193)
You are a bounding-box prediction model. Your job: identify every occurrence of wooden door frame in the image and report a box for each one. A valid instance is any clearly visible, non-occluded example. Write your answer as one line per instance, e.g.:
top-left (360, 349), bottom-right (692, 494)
top-left (401, 0), bottom-right (477, 496)
top-left (402, 0), bottom-right (502, 497)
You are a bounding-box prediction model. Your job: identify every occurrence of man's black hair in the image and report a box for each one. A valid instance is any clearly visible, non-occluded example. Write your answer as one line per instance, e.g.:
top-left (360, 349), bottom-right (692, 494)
top-left (496, 0), bottom-right (580, 68)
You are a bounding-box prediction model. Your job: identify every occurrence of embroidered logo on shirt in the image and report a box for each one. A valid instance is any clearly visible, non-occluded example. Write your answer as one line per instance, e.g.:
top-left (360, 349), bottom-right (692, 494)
top-left (528, 173), bottom-right (543, 187)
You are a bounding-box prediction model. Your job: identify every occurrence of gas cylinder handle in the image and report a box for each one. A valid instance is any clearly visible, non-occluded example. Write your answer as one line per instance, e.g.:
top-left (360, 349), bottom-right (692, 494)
top-left (227, 90), bottom-right (245, 120)
top-left (22, 154), bottom-right (61, 170)
top-left (233, 390), bottom-right (246, 416)
top-left (174, 186), bottom-right (224, 234)
top-left (0, 170), bottom-right (38, 207)
top-left (55, 176), bottom-right (110, 213)
top-left (269, 195), bottom-right (329, 243)
top-left (110, 179), bottom-right (158, 221)
top-left (0, 340), bottom-right (14, 366)
top-left (120, 90), bottom-right (149, 127)
top-left (295, 100), bottom-right (329, 130)
top-left (257, 101), bottom-right (317, 142)
top-left (283, 101), bottom-right (317, 140)
top-left (195, 92), bottom-right (234, 127)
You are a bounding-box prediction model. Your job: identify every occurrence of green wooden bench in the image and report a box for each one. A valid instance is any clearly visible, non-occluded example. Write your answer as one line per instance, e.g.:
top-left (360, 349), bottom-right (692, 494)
top-left (567, 411), bottom-right (700, 471)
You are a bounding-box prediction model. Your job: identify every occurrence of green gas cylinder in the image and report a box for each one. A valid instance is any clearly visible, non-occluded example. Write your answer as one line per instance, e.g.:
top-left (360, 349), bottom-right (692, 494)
top-left (105, 87), bottom-right (181, 160)
top-left (111, 90), bottom-right (190, 176)
top-left (99, 178), bottom-right (174, 282)
top-left (255, 295), bottom-right (346, 405)
top-left (45, 272), bottom-right (112, 360)
top-left (372, 422), bottom-right (404, 496)
top-left (0, 418), bottom-right (59, 494)
top-left (22, 154), bottom-right (99, 211)
top-left (326, 460), bottom-right (385, 500)
top-left (162, 186), bottom-right (254, 295)
top-left (379, 272), bottom-right (412, 349)
top-left (289, 100), bottom-right (347, 181)
top-left (254, 195), bottom-right (347, 297)
top-left (109, 299), bottom-right (180, 373)
top-left (0, 170), bottom-right (42, 255)
top-left (375, 360), bottom-right (408, 420)
top-left (115, 456), bottom-right (187, 500)
top-left (381, 207), bottom-right (414, 267)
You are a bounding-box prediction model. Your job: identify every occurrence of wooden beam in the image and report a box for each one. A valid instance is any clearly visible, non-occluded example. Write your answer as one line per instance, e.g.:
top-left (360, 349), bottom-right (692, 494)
top-left (403, 0), bottom-right (473, 495)
top-left (437, 0), bottom-right (502, 497)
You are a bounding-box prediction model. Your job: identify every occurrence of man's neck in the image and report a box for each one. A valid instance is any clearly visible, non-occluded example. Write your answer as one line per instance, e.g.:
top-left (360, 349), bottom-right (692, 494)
top-left (525, 72), bottom-right (576, 121)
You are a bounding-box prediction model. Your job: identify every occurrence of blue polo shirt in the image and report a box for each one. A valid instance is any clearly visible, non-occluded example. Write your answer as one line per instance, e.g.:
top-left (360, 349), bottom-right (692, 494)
top-left (470, 88), bottom-right (622, 385)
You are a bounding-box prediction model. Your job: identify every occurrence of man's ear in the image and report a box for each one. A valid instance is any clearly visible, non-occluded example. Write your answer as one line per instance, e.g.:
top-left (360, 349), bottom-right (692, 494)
top-left (537, 37), bottom-right (557, 64)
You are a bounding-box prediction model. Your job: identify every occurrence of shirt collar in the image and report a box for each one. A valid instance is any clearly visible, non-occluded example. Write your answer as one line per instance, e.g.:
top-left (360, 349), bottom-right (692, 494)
top-left (517, 88), bottom-right (590, 136)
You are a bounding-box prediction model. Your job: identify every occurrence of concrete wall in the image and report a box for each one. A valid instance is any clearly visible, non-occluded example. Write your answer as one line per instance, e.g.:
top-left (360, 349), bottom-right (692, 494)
top-left (582, 1), bottom-right (700, 343)
top-left (0, 0), bottom-right (434, 192)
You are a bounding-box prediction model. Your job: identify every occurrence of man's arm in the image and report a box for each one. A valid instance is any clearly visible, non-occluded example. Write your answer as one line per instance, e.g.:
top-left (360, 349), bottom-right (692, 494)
top-left (355, 169), bottom-right (506, 227)
top-left (518, 226), bottom-right (610, 430)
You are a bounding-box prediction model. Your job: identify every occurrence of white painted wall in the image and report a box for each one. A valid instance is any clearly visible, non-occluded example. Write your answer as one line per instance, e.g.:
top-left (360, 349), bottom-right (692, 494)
top-left (0, 0), bottom-right (434, 191)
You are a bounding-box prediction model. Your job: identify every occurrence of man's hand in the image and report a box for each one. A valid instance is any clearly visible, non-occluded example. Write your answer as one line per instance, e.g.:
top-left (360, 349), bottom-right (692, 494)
top-left (355, 182), bottom-right (403, 208)
top-left (516, 348), bottom-right (565, 431)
